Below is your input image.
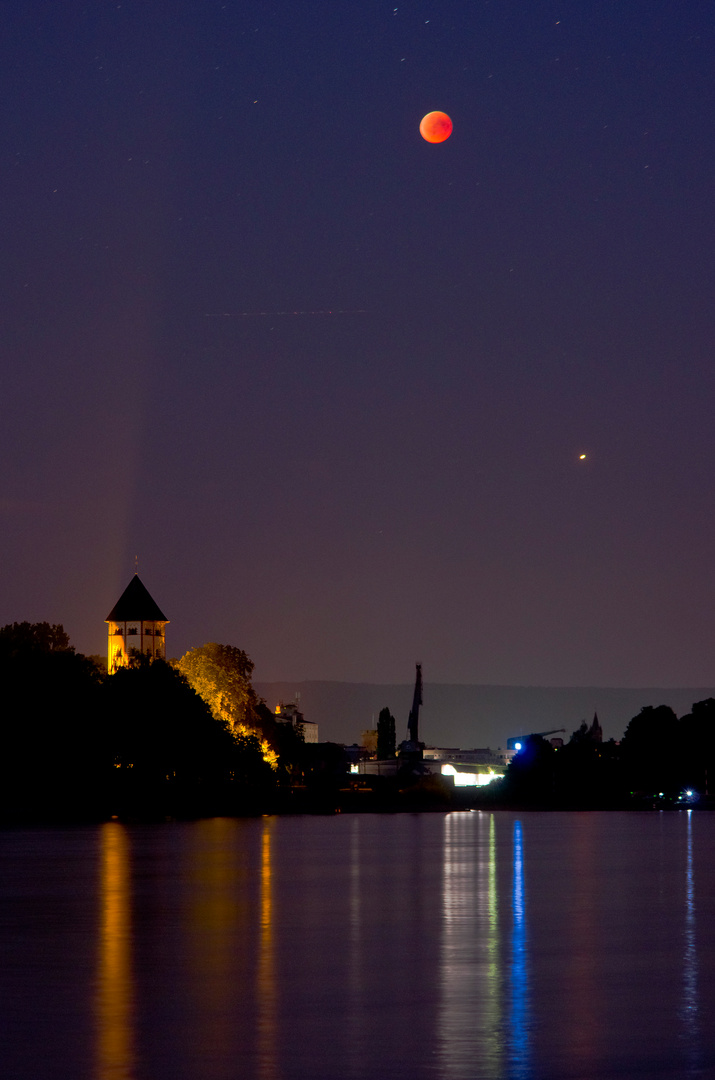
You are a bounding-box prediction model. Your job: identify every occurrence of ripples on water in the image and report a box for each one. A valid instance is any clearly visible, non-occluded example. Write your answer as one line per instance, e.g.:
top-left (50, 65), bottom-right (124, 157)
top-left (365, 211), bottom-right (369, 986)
top-left (1, 812), bottom-right (714, 1080)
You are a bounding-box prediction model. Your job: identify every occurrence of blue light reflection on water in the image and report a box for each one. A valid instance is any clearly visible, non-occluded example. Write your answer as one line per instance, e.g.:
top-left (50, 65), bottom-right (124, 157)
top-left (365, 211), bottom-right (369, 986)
top-left (508, 819), bottom-right (530, 1080)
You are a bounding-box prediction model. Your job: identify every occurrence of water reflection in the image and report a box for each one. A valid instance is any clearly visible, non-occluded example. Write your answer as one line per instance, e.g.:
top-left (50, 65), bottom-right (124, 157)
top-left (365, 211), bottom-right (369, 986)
top-left (438, 812), bottom-right (502, 1079)
top-left (186, 818), bottom-right (247, 1075)
top-left (257, 816), bottom-right (278, 1080)
top-left (7, 813), bottom-right (715, 1080)
top-left (347, 815), bottom-right (364, 1075)
top-left (508, 820), bottom-right (530, 1080)
top-left (95, 822), bottom-right (135, 1080)
top-left (680, 810), bottom-right (700, 1072)
top-left (565, 815), bottom-right (599, 1070)
top-left (484, 814), bottom-right (501, 1076)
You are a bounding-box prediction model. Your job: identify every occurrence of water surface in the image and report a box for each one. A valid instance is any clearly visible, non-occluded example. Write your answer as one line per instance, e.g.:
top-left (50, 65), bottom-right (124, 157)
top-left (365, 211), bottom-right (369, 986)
top-left (1, 811), bottom-right (714, 1079)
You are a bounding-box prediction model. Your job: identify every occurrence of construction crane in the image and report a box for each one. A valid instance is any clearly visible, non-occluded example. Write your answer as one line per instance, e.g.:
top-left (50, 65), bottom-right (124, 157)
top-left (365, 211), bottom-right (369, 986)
top-left (407, 662), bottom-right (423, 745)
top-left (398, 663), bottom-right (424, 767)
top-left (508, 728), bottom-right (566, 751)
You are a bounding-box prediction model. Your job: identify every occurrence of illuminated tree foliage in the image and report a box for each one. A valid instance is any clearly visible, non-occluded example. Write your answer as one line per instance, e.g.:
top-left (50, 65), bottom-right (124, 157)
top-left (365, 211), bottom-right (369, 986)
top-left (176, 643), bottom-right (278, 767)
top-left (101, 655), bottom-right (270, 788)
top-left (177, 643), bottom-right (254, 728)
top-left (0, 625), bottom-right (279, 821)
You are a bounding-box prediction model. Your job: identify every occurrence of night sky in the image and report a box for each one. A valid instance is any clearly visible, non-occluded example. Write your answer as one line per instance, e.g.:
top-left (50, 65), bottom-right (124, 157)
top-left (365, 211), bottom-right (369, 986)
top-left (3, 1), bottom-right (715, 688)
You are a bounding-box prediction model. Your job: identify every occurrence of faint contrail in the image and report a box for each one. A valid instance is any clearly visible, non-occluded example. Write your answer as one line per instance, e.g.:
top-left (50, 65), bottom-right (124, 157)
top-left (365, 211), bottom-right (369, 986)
top-left (205, 309), bottom-right (366, 317)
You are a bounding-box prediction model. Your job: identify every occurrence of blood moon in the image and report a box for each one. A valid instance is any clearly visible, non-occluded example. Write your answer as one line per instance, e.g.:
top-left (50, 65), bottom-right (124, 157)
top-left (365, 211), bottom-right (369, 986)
top-left (419, 111), bottom-right (453, 143)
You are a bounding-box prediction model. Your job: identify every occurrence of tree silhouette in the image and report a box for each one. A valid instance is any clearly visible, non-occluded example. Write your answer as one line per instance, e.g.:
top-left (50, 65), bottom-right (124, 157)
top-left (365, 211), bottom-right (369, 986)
top-left (679, 698), bottom-right (715, 795)
top-left (377, 707), bottom-right (396, 759)
top-left (0, 622), bottom-right (105, 819)
top-left (620, 705), bottom-right (679, 793)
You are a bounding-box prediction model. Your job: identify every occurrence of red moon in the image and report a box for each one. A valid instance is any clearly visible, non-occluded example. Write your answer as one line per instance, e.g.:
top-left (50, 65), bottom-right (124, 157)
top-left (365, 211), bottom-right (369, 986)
top-left (419, 111), bottom-right (453, 143)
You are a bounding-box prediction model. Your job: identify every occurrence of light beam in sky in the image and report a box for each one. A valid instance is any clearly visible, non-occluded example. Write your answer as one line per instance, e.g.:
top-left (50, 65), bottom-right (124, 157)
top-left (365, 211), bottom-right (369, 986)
top-left (205, 309), bottom-right (366, 317)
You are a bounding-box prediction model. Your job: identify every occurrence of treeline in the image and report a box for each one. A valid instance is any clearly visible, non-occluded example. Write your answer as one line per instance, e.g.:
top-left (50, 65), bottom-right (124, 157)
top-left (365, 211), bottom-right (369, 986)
top-left (0, 622), bottom-right (326, 823)
top-left (496, 703), bottom-right (715, 809)
top-left (4, 620), bottom-right (712, 818)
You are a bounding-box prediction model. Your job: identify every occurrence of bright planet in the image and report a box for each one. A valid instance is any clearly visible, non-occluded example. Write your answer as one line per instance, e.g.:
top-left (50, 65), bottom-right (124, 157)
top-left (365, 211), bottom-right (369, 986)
top-left (419, 111), bottom-right (453, 143)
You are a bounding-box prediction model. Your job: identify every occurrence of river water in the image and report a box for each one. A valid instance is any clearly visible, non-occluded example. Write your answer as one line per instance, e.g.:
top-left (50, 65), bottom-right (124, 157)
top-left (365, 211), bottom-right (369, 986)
top-left (1, 811), bottom-right (714, 1080)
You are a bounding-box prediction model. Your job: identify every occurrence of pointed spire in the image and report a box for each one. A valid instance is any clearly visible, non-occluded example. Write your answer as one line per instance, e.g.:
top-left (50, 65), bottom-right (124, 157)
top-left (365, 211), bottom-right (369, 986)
top-left (106, 575), bottom-right (168, 622)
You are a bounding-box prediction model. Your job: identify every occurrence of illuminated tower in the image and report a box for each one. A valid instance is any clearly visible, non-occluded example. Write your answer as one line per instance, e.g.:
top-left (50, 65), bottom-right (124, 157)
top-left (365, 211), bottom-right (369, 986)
top-left (106, 575), bottom-right (169, 673)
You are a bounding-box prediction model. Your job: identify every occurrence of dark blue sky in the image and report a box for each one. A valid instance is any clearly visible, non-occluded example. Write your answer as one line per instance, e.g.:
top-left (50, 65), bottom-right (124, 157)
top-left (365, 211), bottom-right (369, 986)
top-left (2, 0), bottom-right (715, 686)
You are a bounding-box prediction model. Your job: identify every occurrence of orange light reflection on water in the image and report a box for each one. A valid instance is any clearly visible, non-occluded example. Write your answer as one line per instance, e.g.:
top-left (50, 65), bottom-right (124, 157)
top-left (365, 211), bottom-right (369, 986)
top-left (95, 822), bottom-right (135, 1080)
top-left (257, 816), bottom-right (278, 1080)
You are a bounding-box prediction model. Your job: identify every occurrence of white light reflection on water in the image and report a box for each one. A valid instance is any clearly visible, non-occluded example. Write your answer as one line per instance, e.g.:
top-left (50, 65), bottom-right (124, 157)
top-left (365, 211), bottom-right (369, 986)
top-left (680, 809), bottom-right (701, 1074)
top-left (347, 815), bottom-right (365, 1077)
top-left (485, 814), bottom-right (501, 1075)
top-left (438, 811), bottom-right (502, 1080)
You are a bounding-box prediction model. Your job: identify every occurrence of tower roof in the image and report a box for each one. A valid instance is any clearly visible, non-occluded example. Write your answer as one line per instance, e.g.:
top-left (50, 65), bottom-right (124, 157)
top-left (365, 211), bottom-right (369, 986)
top-left (106, 575), bottom-right (168, 622)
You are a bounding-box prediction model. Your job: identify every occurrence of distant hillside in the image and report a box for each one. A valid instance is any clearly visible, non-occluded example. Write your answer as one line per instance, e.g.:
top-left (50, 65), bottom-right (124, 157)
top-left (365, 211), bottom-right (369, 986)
top-left (253, 681), bottom-right (715, 750)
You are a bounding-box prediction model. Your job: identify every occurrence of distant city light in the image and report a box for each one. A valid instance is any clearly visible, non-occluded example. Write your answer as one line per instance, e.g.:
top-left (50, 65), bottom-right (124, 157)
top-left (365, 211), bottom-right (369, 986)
top-left (514, 742), bottom-right (522, 751)
top-left (441, 764), bottom-right (500, 787)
